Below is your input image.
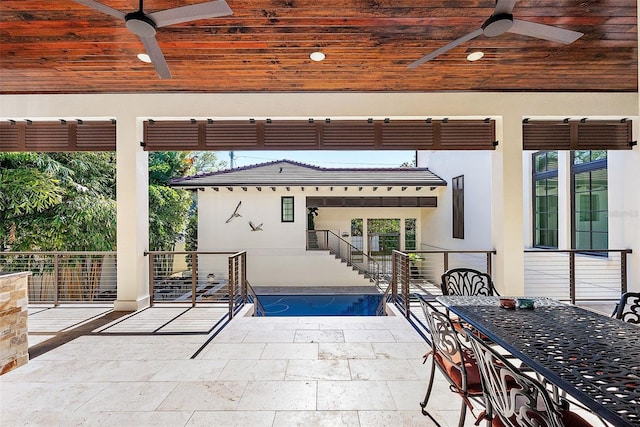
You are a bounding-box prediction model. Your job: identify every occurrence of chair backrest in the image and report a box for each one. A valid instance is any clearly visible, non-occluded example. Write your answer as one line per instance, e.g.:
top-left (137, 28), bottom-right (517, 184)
top-left (419, 298), bottom-right (471, 389)
top-left (441, 267), bottom-right (498, 296)
top-left (614, 292), bottom-right (640, 324)
top-left (465, 330), bottom-right (565, 427)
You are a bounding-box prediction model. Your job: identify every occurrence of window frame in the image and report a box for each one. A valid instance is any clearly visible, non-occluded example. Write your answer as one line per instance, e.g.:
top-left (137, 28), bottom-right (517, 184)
top-left (281, 196), bottom-right (294, 223)
top-left (570, 151), bottom-right (608, 251)
top-left (452, 175), bottom-right (464, 239)
top-left (532, 151), bottom-right (559, 249)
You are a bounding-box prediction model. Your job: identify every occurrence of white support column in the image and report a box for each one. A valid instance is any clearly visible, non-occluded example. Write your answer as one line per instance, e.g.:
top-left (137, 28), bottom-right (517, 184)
top-left (114, 115), bottom-right (150, 311)
top-left (491, 116), bottom-right (525, 295)
top-left (632, 9), bottom-right (640, 293)
top-left (557, 151), bottom-right (571, 250)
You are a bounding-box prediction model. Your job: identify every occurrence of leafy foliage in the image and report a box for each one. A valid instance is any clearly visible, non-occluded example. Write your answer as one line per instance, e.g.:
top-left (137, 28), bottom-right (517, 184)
top-left (0, 168), bottom-right (63, 216)
top-left (1, 150), bottom-right (223, 252)
top-left (0, 152), bottom-right (116, 251)
top-left (148, 182), bottom-right (191, 251)
top-left (185, 213), bottom-right (198, 252)
top-left (191, 151), bottom-right (227, 174)
top-left (148, 151), bottom-right (226, 250)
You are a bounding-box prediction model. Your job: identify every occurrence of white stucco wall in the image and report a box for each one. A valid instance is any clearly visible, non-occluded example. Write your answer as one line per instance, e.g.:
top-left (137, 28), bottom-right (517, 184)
top-left (197, 186), bottom-right (432, 287)
top-left (416, 150), bottom-right (493, 250)
top-left (422, 140), bottom-right (640, 297)
top-left (1, 91), bottom-right (637, 300)
top-left (198, 188), bottom-right (305, 251)
top-left (520, 128), bottom-right (640, 296)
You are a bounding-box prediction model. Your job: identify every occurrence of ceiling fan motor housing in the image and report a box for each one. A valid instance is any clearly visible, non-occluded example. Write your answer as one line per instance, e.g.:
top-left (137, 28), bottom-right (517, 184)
top-left (482, 13), bottom-right (514, 37)
top-left (125, 11), bottom-right (157, 37)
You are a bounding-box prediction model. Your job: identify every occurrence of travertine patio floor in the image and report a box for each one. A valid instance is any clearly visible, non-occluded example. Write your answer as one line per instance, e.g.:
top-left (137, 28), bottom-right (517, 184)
top-left (1, 304), bottom-right (606, 427)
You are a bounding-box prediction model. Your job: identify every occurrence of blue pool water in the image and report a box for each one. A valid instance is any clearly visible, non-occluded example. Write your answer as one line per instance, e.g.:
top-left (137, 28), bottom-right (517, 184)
top-left (256, 294), bottom-right (384, 316)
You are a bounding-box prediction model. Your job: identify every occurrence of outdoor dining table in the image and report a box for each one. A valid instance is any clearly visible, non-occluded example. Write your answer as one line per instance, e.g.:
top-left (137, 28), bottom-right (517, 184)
top-left (435, 295), bottom-right (640, 427)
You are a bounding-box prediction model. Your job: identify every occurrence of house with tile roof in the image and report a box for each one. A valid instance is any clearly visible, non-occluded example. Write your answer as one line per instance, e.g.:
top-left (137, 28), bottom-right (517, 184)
top-left (171, 159), bottom-right (448, 287)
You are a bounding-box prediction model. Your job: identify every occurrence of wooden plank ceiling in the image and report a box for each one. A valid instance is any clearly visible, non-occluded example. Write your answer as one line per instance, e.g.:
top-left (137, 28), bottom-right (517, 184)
top-left (0, 0), bottom-right (637, 94)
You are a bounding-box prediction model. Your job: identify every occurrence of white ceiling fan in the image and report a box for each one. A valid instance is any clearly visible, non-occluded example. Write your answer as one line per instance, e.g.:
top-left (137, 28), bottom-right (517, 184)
top-left (73, 0), bottom-right (233, 78)
top-left (409, 0), bottom-right (583, 68)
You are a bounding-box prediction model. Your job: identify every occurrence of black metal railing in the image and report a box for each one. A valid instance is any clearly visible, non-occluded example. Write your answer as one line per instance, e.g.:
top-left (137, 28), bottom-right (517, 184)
top-left (390, 250), bottom-right (411, 318)
top-left (0, 251), bottom-right (117, 305)
top-left (147, 250), bottom-right (255, 318)
top-left (523, 249), bottom-right (632, 304)
top-left (246, 280), bottom-right (266, 317)
top-left (376, 282), bottom-right (391, 316)
top-left (146, 251), bottom-right (236, 307)
top-left (228, 251), bottom-right (249, 318)
top-left (4, 248), bottom-right (630, 309)
top-left (393, 248), bottom-right (496, 283)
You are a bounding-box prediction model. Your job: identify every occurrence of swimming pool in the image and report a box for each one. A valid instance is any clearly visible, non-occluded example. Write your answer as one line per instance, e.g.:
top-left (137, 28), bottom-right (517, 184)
top-left (255, 294), bottom-right (384, 316)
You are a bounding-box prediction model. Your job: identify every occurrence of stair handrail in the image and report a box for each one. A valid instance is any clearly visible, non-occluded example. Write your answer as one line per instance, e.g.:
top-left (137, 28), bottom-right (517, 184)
top-left (391, 250), bottom-right (411, 318)
top-left (376, 281), bottom-right (392, 316)
top-left (314, 230), bottom-right (381, 289)
top-left (245, 280), bottom-right (266, 316)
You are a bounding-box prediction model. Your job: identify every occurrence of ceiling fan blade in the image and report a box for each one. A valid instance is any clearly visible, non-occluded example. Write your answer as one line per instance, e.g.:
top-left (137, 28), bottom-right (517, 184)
top-left (493, 0), bottom-right (517, 15)
top-left (139, 36), bottom-right (172, 79)
top-left (72, 0), bottom-right (125, 20)
top-left (149, 0), bottom-right (233, 28)
top-left (408, 28), bottom-right (483, 68)
top-left (509, 19), bottom-right (583, 44)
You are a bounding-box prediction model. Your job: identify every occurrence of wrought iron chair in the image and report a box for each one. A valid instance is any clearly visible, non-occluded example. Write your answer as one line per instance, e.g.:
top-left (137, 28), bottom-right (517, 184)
top-left (465, 330), bottom-right (593, 427)
top-left (612, 292), bottom-right (640, 324)
top-left (418, 297), bottom-right (485, 427)
top-left (441, 267), bottom-right (499, 296)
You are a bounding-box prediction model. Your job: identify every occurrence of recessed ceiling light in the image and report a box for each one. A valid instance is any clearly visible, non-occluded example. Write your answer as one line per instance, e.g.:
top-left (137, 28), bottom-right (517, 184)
top-left (137, 53), bottom-right (152, 63)
top-left (467, 51), bottom-right (484, 62)
top-left (310, 51), bottom-right (326, 62)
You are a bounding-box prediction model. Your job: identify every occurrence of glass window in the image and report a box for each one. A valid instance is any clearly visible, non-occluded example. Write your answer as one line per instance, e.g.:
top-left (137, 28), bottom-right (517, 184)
top-left (351, 218), bottom-right (363, 236)
top-left (367, 219), bottom-right (400, 255)
top-left (405, 219), bottom-right (416, 250)
top-left (532, 152), bottom-right (558, 248)
top-left (572, 151), bottom-right (608, 251)
top-left (534, 151), bottom-right (558, 173)
top-left (281, 196), bottom-right (294, 222)
top-left (350, 218), bottom-right (364, 253)
top-left (452, 175), bottom-right (464, 239)
top-left (573, 150), bottom-right (607, 165)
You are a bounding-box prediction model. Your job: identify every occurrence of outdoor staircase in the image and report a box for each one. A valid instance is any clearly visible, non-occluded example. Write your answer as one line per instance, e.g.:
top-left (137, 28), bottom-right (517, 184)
top-left (327, 253), bottom-right (379, 287)
top-left (307, 232), bottom-right (319, 249)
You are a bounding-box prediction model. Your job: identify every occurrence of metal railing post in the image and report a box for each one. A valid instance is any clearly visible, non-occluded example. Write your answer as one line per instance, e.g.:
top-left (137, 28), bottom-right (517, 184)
top-left (403, 254), bottom-right (410, 318)
top-left (621, 250), bottom-right (629, 294)
top-left (148, 253), bottom-right (155, 306)
top-left (191, 252), bottom-right (198, 307)
top-left (391, 252), bottom-right (397, 302)
top-left (569, 252), bottom-right (576, 304)
top-left (228, 256), bottom-right (234, 318)
top-left (53, 253), bottom-right (59, 307)
top-left (242, 252), bottom-right (247, 303)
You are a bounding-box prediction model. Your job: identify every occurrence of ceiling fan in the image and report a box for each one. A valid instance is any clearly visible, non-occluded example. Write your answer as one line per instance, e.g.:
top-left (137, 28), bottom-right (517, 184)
top-left (408, 0), bottom-right (583, 68)
top-left (73, 0), bottom-right (233, 78)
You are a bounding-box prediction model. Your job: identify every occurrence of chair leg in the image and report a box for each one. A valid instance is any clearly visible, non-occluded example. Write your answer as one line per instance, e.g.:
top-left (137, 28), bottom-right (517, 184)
top-left (420, 356), bottom-right (442, 426)
top-left (458, 397), bottom-right (467, 427)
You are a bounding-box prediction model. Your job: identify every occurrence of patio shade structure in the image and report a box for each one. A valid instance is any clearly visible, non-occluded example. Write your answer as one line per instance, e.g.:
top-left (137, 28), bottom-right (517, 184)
top-left (0, 0), bottom-right (638, 311)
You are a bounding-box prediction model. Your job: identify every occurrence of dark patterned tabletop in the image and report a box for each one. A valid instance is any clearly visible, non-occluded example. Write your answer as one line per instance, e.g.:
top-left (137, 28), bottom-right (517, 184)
top-left (437, 296), bottom-right (640, 427)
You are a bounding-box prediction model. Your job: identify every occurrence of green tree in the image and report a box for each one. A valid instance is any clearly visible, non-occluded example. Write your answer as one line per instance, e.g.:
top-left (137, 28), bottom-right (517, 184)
top-left (0, 150), bottom-right (223, 252)
top-left (191, 151), bottom-right (227, 174)
top-left (148, 151), bottom-right (225, 251)
top-left (148, 152), bottom-right (192, 251)
top-left (0, 152), bottom-right (116, 251)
